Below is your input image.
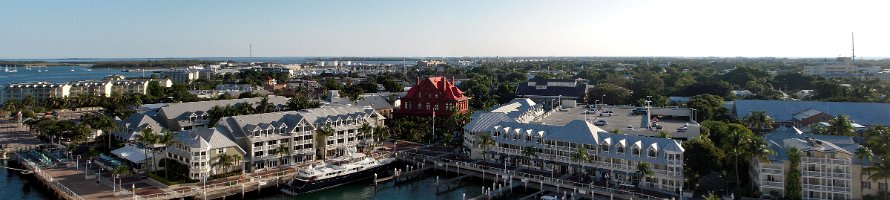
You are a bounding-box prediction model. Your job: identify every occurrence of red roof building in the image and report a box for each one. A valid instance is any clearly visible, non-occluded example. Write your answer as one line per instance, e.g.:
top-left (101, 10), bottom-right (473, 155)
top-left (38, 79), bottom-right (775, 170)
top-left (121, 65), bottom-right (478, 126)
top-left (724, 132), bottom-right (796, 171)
top-left (394, 76), bottom-right (469, 117)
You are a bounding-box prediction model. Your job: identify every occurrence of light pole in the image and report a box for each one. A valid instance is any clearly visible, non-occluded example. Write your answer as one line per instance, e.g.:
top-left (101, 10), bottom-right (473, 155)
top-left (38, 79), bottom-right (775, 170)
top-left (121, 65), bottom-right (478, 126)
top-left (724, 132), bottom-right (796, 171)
top-left (601, 95), bottom-right (606, 107)
top-left (86, 160), bottom-right (91, 179)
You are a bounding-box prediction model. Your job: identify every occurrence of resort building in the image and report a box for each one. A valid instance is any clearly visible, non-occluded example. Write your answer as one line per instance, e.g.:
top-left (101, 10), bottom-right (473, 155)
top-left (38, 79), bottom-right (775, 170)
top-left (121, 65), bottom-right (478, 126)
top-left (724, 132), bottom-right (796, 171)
top-left (214, 105), bottom-right (385, 171)
top-left (110, 79), bottom-right (172, 95)
top-left (155, 96), bottom-right (289, 131)
top-left (68, 80), bottom-right (114, 97)
top-left (167, 127), bottom-right (247, 179)
top-left (160, 69), bottom-right (201, 84)
top-left (752, 127), bottom-right (885, 199)
top-left (463, 98), bottom-right (686, 193)
top-left (112, 113), bottom-right (165, 142)
top-left (2, 82), bottom-right (72, 103)
top-left (394, 76), bottom-right (469, 117)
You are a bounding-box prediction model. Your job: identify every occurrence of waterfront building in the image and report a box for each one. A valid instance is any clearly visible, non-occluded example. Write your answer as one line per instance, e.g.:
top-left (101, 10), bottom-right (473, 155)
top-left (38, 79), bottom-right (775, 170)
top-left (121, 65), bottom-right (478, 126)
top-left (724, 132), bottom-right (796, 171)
top-left (2, 82), bottom-right (71, 103)
top-left (110, 79), bottom-right (173, 95)
top-left (214, 105), bottom-right (385, 171)
top-left (515, 78), bottom-right (590, 109)
top-left (416, 60), bottom-right (446, 67)
top-left (160, 69), bottom-right (201, 84)
top-left (394, 76), bottom-right (469, 117)
top-left (155, 96), bottom-right (289, 131)
top-left (463, 98), bottom-right (686, 193)
top-left (751, 127), bottom-right (886, 199)
top-left (167, 127), bottom-right (247, 179)
top-left (68, 80), bottom-right (114, 97)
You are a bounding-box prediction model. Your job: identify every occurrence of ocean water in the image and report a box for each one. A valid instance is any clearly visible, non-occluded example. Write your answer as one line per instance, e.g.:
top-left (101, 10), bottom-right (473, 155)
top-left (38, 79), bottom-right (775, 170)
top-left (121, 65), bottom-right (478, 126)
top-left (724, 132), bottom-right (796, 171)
top-left (0, 65), bottom-right (146, 85)
top-left (0, 160), bottom-right (54, 200)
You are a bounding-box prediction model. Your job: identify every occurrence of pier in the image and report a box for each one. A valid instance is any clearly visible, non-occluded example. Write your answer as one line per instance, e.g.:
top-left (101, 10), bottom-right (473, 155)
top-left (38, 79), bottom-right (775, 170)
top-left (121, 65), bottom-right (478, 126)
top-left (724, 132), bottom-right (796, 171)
top-left (393, 150), bottom-right (672, 200)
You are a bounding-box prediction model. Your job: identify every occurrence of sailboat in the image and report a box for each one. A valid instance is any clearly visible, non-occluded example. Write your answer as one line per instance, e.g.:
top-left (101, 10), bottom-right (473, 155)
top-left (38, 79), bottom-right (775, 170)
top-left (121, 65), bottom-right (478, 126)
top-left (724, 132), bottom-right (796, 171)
top-left (3, 65), bottom-right (8, 72)
top-left (70, 65), bottom-right (75, 72)
top-left (8, 65), bottom-right (17, 73)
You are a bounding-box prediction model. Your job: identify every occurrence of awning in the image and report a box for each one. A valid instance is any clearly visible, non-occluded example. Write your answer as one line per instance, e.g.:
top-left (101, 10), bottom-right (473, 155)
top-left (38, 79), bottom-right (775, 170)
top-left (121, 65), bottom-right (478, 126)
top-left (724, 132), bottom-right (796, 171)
top-left (111, 145), bottom-right (150, 163)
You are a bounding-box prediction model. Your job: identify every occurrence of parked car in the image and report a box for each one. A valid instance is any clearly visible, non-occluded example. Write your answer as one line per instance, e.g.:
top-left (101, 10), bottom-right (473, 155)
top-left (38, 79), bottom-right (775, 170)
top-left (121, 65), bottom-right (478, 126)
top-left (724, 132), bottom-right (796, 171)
top-left (594, 119), bottom-right (608, 126)
top-left (632, 108), bottom-right (647, 115)
top-left (599, 110), bottom-right (614, 117)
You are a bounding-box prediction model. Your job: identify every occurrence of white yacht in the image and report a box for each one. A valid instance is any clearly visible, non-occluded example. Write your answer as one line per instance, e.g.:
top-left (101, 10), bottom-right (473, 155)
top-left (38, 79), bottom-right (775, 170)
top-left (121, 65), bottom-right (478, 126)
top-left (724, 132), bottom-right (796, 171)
top-left (281, 148), bottom-right (394, 195)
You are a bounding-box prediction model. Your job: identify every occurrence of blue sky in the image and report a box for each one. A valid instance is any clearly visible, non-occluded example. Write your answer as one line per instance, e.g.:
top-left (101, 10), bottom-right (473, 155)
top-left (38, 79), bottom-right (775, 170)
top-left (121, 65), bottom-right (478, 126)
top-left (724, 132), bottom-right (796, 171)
top-left (1, 0), bottom-right (889, 58)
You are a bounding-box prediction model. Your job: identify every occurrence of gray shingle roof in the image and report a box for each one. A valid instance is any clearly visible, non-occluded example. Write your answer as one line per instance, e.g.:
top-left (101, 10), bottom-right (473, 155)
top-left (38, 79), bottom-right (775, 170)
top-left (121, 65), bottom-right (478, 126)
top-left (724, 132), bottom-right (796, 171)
top-left (175, 127), bottom-right (246, 154)
top-left (157, 96), bottom-right (289, 122)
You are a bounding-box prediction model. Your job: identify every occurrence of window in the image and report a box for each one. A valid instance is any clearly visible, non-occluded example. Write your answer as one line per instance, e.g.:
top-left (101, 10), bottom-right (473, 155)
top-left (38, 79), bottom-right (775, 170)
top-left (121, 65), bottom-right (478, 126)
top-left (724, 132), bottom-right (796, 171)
top-left (862, 181), bottom-right (871, 189)
top-left (648, 148), bottom-right (657, 158)
top-left (616, 144), bottom-right (625, 154)
top-left (600, 143), bottom-right (609, 152)
top-left (632, 147), bottom-right (641, 157)
top-left (880, 182), bottom-right (888, 191)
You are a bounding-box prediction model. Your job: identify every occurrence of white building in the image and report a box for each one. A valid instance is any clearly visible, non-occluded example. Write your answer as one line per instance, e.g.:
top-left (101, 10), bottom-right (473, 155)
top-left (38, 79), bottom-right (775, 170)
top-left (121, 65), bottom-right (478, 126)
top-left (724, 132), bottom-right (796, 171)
top-left (68, 80), bottom-right (114, 97)
top-left (752, 127), bottom-right (886, 199)
top-left (2, 82), bottom-right (72, 103)
top-left (463, 99), bottom-right (686, 192)
top-left (160, 69), bottom-right (201, 84)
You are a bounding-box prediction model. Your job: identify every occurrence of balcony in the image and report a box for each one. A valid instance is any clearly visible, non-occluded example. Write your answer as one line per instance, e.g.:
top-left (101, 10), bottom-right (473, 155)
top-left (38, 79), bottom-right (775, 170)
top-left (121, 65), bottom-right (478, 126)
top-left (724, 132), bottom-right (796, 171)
top-left (801, 157), bottom-right (851, 165)
top-left (761, 168), bottom-right (782, 174)
top-left (762, 181), bottom-right (783, 188)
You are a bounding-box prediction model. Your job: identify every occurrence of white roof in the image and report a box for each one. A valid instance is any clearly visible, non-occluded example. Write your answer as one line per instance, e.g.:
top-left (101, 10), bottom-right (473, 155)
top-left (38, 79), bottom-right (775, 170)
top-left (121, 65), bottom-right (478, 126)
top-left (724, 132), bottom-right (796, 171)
top-left (111, 145), bottom-right (150, 163)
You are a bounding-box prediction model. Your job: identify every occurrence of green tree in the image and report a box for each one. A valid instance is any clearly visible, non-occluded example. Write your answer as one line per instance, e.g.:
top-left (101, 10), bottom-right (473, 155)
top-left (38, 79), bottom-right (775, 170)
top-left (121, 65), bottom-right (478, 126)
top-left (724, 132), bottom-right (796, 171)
top-left (786, 147), bottom-right (802, 200)
top-left (570, 147), bottom-right (590, 183)
top-left (315, 125), bottom-right (335, 160)
top-left (475, 133), bottom-right (496, 161)
top-left (637, 162), bottom-right (653, 187)
top-left (136, 128), bottom-right (158, 171)
top-left (521, 145), bottom-right (539, 169)
top-left (743, 111), bottom-right (774, 133)
top-left (272, 144), bottom-right (289, 167)
top-left (865, 155), bottom-right (890, 200)
top-left (211, 153), bottom-right (237, 176)
top-left (856, 146), bottom-right (874, 198)
top-left (157, 131), bottom-right (180, 179)
top-left (286, 96), bottom-right (321, 111)
top-left (827, 114), bottom-right (855, 136)
top-left (687, 94), bottom-right (725, 122)
top-left (682, 137), bottom-right (723, 191)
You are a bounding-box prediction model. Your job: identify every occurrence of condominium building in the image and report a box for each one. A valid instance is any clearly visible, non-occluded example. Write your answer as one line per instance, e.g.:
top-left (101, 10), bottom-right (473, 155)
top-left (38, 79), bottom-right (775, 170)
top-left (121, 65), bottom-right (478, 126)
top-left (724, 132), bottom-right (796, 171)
top-left (110, 79), bottom-right (155, 95)
top-left (159, 69), bottom-right (201, 84)
top-left (214, 105), bottom-right (385, 171)
top-left (752, 127), bottom-right (886, 199)
top-left (2, 82), bottom-right (71, 103)
top-left (167, 127), bottom-right (246, 179)
top-left (463, 98), bottom-right (685, 192)
top-left (69, 80), bottom-right (114, 97)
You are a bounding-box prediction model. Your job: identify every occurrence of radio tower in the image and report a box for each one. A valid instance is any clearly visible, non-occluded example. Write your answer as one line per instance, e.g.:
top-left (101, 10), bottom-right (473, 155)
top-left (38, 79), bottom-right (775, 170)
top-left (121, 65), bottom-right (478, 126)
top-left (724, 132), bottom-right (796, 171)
top-left (851, 32), bottom-right (855, 63)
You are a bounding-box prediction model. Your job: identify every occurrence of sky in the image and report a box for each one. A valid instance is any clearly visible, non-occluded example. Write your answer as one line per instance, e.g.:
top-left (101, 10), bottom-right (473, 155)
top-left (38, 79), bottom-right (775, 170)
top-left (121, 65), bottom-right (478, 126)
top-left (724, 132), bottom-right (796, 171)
top-left (1, 0), bottom-right (889, 59)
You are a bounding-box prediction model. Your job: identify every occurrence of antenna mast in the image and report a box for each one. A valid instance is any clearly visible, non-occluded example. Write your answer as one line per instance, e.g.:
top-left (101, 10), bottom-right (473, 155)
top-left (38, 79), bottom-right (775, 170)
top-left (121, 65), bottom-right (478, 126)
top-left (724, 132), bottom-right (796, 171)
top-left (249, 43), bottom-right (254, 65)
top-left (851, 32), bottom-right (855, 63)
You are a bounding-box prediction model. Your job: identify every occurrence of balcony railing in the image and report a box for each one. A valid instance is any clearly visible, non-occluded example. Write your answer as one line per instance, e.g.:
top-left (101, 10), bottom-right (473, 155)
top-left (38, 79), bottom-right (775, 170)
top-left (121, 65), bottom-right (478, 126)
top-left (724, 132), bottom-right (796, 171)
top-left (801, 157), bottom-right (851, 165)
top-left (762, 181), bottom-right (783, 188)
top-left (761, 168), bottom-right (782, 174)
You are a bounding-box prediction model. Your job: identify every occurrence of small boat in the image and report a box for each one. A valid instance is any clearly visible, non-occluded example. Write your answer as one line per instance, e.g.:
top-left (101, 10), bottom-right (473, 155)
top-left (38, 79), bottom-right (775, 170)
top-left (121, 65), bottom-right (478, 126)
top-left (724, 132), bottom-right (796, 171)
top-left (281, 148), bottom-right (394, 196)
top-left (8, 65), bottom-right (17, 73)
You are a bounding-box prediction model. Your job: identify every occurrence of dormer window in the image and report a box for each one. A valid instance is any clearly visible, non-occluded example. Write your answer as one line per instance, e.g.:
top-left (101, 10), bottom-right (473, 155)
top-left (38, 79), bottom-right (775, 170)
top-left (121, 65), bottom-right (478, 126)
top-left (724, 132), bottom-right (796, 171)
top-left (632, 147), bottom-right (641, 157)
top-left (648, 148), bottom-right (657, 158)
top-left (616, 144), bottom-right (625, 154)
top-left (600, 142), bottom-right (609, 152)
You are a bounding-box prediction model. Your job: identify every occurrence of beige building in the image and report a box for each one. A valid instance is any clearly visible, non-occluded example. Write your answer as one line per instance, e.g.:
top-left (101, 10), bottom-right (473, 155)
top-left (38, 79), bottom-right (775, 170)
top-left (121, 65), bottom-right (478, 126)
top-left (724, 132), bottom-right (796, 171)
top-left (2, 82), bottom-right (72, 103)
top-left (160, 69), bottom-right (201, 84)
top-left (167, 127), bottom-right (246, 179)
top-left (69, 80), bottom-right (114, 97)
top-left (753, 127), bottom-right (887, 199)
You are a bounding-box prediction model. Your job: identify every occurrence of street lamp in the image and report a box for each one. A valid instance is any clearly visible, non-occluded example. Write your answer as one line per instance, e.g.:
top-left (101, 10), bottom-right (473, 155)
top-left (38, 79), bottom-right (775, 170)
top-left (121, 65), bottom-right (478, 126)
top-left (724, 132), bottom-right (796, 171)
top-left (601, 95), bottom-right (605, 106)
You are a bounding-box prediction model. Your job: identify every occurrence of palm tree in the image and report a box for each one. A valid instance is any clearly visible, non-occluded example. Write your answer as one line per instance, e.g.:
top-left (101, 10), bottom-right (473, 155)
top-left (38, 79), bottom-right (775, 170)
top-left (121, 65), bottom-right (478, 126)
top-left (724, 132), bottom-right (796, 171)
top-left (475, 133), bottom-right (496, 161)
top-left (743, 111), bottom-right (774, 132)
top-left (865, 155), bottom-right (890, 200)
top-left (112, 165), bottom-right (132, 191)
top-left (744, 136), bottom-right (775, 191)
top-left (570, 147), bottom-right (590, 183)
top-left (157, 130), bottom-right (180, 179)
top-left (315, 125), bottom-right (335, 159)
top-left (255, 96), bottom-right (274, 113)
top-left (521, 145), bottom-right (538, 168)
top-left (272, 144), bottom-right (289, 167)
top-left (636, 162), bottom-right (653, 187)
top-left (136, 128), bottom-right (158, 171)
top-left (856, 146), bottom-right (873, 198)
top-left (359, 123), bottom-right (373, 146)
top-left (827, 114), bottom-right (855, 136)
top-left (212, 153), bottom-right (235, 176)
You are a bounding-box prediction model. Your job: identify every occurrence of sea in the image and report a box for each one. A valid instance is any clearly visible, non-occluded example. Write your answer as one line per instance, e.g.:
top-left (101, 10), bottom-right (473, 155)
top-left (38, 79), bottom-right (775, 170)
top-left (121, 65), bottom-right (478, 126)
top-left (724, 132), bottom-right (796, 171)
top-left (0, 65), bottom-right (146, 85)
